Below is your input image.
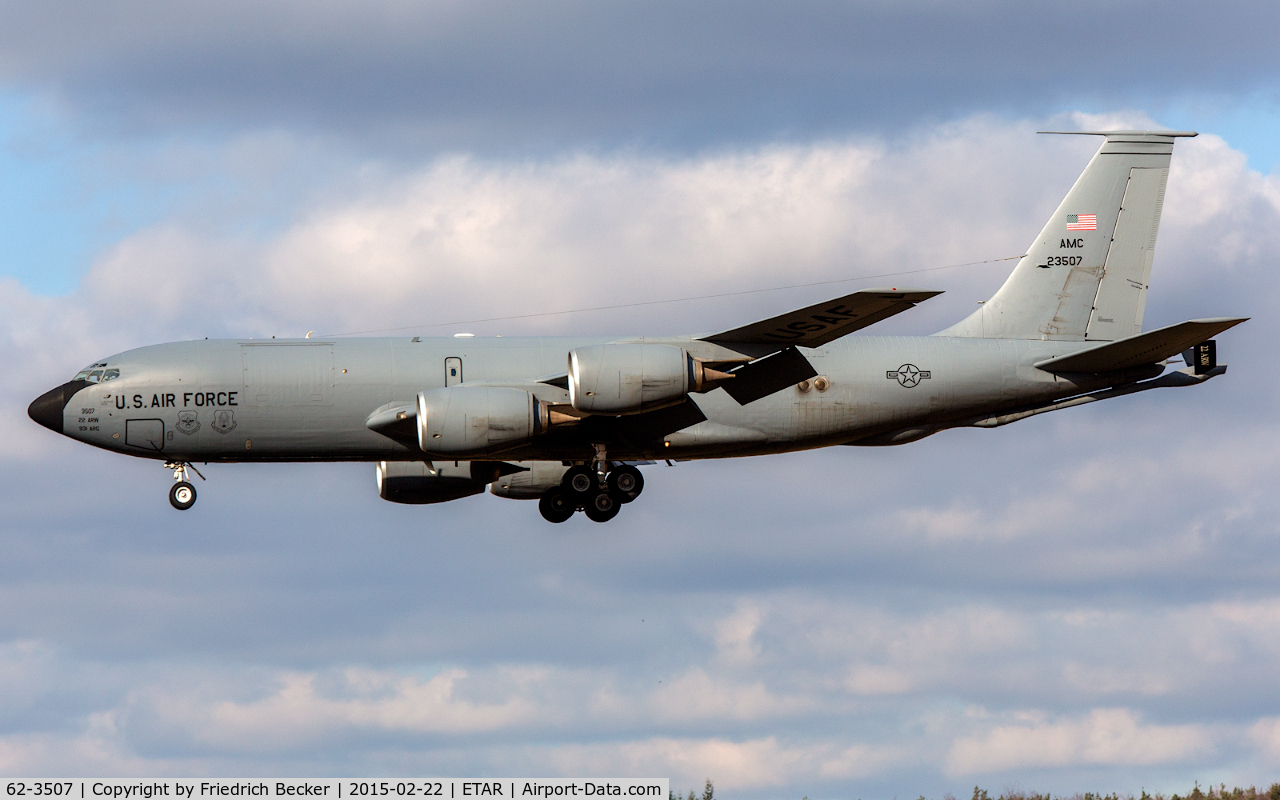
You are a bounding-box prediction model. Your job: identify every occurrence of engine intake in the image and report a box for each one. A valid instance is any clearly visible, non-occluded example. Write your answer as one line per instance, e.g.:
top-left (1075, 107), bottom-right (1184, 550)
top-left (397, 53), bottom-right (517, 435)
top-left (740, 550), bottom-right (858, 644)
top-left (568, 343), bottom-right (728, 415)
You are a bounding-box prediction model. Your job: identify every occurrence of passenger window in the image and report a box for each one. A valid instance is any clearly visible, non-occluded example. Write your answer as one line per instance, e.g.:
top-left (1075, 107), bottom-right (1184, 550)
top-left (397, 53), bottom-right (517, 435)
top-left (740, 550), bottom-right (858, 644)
top-left (87, 370), bottom-right (104, 383)
top-left (102, 369), bottom-right (120, 381)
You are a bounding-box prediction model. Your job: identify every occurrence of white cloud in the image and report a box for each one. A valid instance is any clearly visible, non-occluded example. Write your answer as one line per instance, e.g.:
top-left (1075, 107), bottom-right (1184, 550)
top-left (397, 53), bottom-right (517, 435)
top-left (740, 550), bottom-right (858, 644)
top-left (648, 668), bottom-right (809, 723)
top-left (550, 736), bottom-right (801, 790)
top-left (843, 665), bottom-right (913, 696)
top-left (945, 708), bottom-right (1214, 775)
top-left (713, 602), bottom-right (762, 665)
top-left (4, 113), bottom-right (1280, 795)
top-left (130, 667), bottom-right (547, 752)
top-left (546, 735), bottom-right (901, 791)
top-left (1249, 717), bottom-right (1280, 766)
top-left (7, 111), bottom-right (1276, 391)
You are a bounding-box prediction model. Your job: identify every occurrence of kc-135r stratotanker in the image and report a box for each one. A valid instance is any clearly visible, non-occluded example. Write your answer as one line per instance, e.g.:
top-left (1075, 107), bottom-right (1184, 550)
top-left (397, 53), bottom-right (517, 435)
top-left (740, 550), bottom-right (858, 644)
top-left (29, 131), bottom-right (1246, 522)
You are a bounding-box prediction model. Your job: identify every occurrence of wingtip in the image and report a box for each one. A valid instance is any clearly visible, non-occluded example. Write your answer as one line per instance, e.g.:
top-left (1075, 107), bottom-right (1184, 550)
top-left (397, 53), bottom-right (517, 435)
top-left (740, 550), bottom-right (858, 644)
top-left (858, 287), bottom-right (944, 297)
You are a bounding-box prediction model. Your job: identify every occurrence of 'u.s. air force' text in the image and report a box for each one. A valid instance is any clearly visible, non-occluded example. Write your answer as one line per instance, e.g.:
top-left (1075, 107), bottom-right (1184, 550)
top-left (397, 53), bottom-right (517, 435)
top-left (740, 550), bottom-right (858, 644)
top-left (114, 392), bottom-right (239, 409)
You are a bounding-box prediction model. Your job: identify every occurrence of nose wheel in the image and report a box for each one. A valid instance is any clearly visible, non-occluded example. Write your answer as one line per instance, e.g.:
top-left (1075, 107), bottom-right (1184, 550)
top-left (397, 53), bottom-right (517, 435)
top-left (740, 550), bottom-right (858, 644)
top-left (164, 461), bottom-right (205, 510)
top-left (170, 481), bottom-right (197, 510)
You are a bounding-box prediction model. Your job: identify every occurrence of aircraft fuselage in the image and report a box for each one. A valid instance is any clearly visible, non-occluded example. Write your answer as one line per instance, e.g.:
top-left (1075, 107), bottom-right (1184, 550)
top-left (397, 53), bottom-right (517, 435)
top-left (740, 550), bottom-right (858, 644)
top-left (34, 334), bottom-right (1142, 463)
top-left (27, 131), bottom-right (1239, 522)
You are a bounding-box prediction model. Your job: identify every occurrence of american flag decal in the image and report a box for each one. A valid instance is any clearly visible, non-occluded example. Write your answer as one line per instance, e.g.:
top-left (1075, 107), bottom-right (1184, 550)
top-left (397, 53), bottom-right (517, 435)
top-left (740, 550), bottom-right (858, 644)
top-left (1066, 213), bottom-right (1097, 231)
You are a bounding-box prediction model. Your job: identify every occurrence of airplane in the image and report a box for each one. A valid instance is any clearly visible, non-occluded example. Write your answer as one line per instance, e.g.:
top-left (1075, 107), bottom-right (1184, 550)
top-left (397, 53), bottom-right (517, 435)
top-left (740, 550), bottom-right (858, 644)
top-left (28, 130), bottom-right (1246, 523)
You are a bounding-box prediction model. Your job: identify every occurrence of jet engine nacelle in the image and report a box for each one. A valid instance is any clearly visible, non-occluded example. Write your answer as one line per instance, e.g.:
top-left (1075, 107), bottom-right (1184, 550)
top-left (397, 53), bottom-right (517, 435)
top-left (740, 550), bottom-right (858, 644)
top-left (490, 461), bottom-right (571, 499)
top-left (569, 343), bottom-right (722, 415)
top-left (376, 460), bottom-right (489, 504)
top-left (417, 386), bottom-right (548, 456)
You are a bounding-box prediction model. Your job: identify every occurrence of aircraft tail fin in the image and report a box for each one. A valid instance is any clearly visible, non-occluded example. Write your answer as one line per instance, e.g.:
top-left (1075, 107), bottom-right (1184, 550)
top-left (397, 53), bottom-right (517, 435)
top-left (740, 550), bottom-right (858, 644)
top-left (937, 130), bottom-right (1197, 341)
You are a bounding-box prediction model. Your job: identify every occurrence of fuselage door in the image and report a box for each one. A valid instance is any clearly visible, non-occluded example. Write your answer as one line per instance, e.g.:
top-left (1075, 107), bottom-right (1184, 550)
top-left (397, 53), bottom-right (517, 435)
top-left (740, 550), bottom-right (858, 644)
top-left (445, 357), bottom-right (463, 387)
top-left (125, 418), bottom-right (165, 452)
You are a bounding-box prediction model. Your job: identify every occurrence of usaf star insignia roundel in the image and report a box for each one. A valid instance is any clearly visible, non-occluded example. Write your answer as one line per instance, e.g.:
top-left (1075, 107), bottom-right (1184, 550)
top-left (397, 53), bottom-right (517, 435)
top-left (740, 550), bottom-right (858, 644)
top-left (886, 364), bottom-right (931, 388)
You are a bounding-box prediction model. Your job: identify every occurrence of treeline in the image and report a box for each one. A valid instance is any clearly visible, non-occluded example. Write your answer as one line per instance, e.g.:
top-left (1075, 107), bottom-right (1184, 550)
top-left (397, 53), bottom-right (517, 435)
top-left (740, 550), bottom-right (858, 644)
top-left (957, 785), bottom-right (1280, 800)
top-left (667, 781), bottom-right (1280, 800)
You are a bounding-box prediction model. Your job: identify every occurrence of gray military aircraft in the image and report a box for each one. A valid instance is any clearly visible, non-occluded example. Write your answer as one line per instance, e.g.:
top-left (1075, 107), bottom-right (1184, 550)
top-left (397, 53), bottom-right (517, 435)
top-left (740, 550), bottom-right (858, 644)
top-left (29, 130), bottom-right (1245, 523)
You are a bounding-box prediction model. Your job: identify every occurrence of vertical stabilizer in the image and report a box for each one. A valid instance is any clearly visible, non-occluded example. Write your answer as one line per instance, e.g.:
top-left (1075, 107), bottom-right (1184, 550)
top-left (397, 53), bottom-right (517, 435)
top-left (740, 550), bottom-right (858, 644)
top-left (937, 131), bottom-right (1195, 341)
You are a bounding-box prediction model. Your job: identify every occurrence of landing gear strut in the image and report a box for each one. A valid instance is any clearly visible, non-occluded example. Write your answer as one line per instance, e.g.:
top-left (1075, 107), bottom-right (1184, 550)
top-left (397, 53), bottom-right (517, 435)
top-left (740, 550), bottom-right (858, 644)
top-left (538, 447), bottom-right (644, 524)
top-left (165, 461), bottom-right (205, 510)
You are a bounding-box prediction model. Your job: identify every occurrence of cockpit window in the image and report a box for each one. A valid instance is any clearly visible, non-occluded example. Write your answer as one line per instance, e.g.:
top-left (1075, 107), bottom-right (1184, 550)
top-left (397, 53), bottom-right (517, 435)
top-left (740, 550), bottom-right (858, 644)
top-left (73, 367), bottom-right (119, 382)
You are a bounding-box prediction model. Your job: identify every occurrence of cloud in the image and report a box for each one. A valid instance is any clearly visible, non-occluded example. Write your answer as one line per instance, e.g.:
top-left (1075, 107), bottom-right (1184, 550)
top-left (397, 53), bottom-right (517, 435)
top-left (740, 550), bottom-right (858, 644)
top-left (549, 736), bottom-right (805, 790)
top-left (0, 115), bottom-right (1108, 357)
top-left (3, 114), bottom-right (1280, 795)
top-left (9, 110), bottom-right (1273, 379)
top-left (713, 603), bottom-right (762, 665)
top-left (1249, 717), bottom-right (1280, 766)
top-left (648, 668), bottom-right (809, 723)
top-left (1, 1), bottom-right (1280, 149)
top-left (547, 735), bottom-right (903, 790)
top-left (888, 426), bottom-right (1280, 546)
top-left (945, 708), bottom-right (1214, 775)
top-left (136, 668), bottom-right (544, 753)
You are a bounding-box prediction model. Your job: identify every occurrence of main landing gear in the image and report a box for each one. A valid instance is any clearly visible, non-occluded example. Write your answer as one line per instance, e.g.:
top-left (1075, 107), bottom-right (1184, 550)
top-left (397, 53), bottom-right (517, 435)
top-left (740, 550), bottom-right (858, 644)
top-left (165, 461), bottom-right (205, 510)
top-left (538, 455), bottom-right (644, 524)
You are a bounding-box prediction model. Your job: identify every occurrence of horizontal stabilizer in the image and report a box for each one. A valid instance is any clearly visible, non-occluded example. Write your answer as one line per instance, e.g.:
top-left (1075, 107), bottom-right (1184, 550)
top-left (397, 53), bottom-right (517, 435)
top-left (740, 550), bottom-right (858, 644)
top-left (1035, 317), bottom-right (1247, 373)
top-left (1038, 130), bottom-right (1199, 139)
top-left (702, 288), bottom-right (942, 348)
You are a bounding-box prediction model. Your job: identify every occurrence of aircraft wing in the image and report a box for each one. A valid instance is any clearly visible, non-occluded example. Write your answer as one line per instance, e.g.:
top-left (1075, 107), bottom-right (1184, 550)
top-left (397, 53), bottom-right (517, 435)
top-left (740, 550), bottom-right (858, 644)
top-left (700, 288), bottom-right (943, 348)
top-left (1034, 317), bottom-right (1248, 373)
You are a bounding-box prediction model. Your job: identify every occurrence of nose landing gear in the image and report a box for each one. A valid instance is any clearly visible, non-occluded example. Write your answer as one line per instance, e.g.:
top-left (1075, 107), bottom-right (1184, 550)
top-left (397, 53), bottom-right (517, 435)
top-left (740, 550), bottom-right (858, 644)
top-left (538, 449), bottom-right (643, 523)
top-left (164, 461), bottom-right (205, 510)
top-left (170, 481), bottom-right (196, 510)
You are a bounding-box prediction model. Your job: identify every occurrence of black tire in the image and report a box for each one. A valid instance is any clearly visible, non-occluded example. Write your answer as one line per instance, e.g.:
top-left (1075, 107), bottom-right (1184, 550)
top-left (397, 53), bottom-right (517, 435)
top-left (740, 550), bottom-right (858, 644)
top-left (583, 490), bottom-right (620, 522)
top-left (562, 466), bottom-right (597, 497)
top-left (169, 481), bottom-right (197, 510)
top-left (538, 489), bottom-right (576, 523)
top-left (607, 466), bottom-right (644, 503)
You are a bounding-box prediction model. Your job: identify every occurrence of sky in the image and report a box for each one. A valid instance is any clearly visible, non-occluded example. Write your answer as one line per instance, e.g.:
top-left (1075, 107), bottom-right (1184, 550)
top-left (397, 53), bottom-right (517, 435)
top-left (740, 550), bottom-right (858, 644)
top-left (2, 1), bottom-right (1280, 795)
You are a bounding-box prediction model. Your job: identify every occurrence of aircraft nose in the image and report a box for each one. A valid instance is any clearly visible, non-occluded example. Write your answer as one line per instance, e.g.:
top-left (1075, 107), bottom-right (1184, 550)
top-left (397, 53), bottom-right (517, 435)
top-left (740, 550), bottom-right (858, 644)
top-left (28, 380), bottom-right (86, 434)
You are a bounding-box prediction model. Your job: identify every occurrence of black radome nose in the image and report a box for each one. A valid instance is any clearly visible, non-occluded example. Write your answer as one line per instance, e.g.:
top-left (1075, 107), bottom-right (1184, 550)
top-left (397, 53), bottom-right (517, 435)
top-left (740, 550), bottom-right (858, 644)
top-left (28, 380), bottom-right (88, 434)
